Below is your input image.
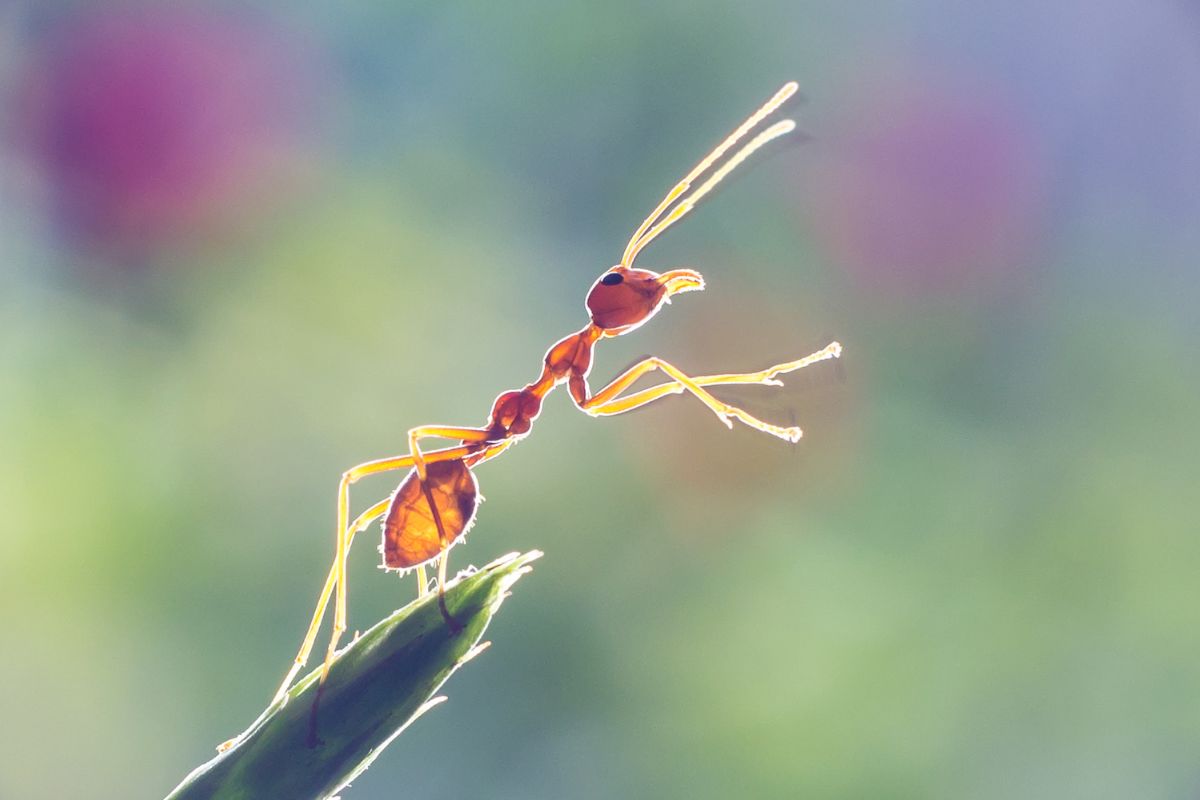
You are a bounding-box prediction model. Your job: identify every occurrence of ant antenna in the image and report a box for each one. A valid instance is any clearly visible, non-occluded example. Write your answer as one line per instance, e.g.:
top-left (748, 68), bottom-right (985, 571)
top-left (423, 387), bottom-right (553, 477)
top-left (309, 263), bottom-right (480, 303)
top-left (620, 81), bottom-right (800, 268)
top-left (625, 120), bottom-right (795, 266)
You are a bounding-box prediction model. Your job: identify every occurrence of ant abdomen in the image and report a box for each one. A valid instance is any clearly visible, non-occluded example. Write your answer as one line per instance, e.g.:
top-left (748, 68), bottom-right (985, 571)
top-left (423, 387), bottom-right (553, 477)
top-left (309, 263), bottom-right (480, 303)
top-left (381, 459), bottom-right (480, 570)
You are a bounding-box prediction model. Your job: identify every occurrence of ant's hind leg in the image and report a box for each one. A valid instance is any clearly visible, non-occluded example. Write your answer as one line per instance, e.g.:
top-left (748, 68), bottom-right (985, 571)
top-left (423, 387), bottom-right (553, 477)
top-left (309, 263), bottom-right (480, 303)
top-left (324, 454), bottom-right (415, 684)
top-left (269, 499), bottom-right (391, 707)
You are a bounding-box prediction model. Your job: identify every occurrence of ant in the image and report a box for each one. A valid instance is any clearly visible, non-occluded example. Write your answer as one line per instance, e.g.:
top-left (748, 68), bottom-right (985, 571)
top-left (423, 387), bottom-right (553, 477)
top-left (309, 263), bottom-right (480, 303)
top-left (272, 81), bottom-right (842, 707)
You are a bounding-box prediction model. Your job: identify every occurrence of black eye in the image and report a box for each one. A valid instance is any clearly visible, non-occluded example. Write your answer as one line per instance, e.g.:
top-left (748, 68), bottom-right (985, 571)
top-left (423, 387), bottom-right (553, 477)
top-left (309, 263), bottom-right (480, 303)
top-left (600, 272), bottom-right (624, 286)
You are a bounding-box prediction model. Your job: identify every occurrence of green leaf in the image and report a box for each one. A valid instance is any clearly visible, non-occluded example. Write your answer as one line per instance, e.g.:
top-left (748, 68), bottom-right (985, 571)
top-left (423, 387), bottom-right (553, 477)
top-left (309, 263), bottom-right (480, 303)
top-left (165, 550), bottom-right (543, 800)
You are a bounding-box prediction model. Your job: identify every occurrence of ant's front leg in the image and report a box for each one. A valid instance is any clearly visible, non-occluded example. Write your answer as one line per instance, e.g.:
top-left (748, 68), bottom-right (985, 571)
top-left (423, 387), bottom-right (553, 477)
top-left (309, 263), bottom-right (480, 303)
top-left (580, 342), bottom-right (842, 441)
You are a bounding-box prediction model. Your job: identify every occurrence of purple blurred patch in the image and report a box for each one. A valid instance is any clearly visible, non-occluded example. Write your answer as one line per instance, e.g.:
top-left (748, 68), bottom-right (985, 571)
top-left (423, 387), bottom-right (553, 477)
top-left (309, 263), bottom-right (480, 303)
top-left (14, 7), bottom-right (319, 261)
top-left (812, 72), bottom-right (1046, 299)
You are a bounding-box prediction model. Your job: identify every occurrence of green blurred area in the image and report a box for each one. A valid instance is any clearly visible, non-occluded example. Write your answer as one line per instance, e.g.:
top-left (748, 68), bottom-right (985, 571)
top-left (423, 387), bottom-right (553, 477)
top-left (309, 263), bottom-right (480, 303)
top-left (2, 2), bottom-right (1199, 798)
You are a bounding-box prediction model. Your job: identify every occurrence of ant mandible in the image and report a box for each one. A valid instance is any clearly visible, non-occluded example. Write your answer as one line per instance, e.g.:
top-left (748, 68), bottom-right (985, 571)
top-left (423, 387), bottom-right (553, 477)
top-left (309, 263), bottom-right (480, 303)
top-left (273, 81), bottom-right (842, 705)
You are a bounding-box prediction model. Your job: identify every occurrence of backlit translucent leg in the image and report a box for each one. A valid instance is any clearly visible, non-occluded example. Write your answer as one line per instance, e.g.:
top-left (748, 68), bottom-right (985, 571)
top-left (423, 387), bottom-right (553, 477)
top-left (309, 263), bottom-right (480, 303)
top-left (583, 342), bottom-right (842, 441)
top-left (408, 426), bottom-right (493, 481)
top-left (435, 546), bottom-right (462, 633)
top-left (270, 499), bottom-right (389, 706)
top-left (591, 341), bottom-right (842, 411)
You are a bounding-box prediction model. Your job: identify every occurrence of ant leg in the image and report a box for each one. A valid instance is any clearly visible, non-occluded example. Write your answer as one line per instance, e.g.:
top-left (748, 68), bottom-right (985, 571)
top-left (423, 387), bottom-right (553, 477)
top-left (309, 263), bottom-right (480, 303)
top-left (590, 342), bottom-right (844, 413)
top-left (270, 499), bottom-right (389, 706)
top-left (692, 341), bottom-right (842, 388)
top-left (416, 564), bottom-right (429, 599)
top-left (587, 356), bottom-right (799, 440)
top-left (435, 545), bottom-right (462, 634)
top-left (408, 426), bottom-right (492, 481)
top-left (583, 344), bottom-right (841, 442)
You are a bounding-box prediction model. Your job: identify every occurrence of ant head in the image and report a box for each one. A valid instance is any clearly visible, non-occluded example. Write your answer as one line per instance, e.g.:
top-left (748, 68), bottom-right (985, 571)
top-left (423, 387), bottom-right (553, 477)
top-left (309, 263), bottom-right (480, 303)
top-left (586, 266), bottom-right (704, 335)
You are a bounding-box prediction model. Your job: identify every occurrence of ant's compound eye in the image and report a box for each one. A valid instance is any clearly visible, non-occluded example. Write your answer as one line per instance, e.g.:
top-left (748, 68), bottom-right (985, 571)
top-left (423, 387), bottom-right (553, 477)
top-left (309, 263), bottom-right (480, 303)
top-left (600, 272), bottom-right (624, 286)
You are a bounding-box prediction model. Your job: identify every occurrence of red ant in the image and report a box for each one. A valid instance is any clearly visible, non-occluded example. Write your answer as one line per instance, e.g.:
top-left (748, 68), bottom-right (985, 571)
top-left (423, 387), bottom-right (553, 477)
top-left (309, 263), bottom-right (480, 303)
top-left (273, 81), bottom-right (842, 705)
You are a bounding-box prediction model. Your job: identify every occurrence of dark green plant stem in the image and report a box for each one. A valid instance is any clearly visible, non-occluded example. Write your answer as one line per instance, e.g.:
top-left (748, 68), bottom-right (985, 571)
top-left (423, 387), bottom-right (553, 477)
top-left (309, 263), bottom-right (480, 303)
top-left (165, 550), bottom-right (542, 800)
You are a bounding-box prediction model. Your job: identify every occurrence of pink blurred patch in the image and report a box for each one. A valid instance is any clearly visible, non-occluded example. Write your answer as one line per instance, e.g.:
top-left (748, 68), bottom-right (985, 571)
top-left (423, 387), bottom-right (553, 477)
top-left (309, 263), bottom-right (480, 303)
top-left (15, 7), bottom-right (318, 259)
top-left (811, 72), bottom-right (1045, 298)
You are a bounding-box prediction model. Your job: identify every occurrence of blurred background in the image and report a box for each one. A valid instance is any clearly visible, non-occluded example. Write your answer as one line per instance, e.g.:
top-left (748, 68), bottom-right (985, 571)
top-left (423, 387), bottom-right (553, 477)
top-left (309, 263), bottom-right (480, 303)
top-left (2, 1), bottom-right (1198, 798)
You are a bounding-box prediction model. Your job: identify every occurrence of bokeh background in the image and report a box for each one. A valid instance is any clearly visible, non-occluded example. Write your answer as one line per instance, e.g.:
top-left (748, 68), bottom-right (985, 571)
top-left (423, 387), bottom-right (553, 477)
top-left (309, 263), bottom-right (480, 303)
top-left (2, 2), bottom-right (1199, 798)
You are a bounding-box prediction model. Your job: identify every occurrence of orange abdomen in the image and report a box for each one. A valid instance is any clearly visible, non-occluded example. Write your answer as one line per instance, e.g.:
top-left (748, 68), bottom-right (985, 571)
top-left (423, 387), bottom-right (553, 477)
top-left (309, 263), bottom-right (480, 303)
top-left (381, 459), bottom-right (480, 570)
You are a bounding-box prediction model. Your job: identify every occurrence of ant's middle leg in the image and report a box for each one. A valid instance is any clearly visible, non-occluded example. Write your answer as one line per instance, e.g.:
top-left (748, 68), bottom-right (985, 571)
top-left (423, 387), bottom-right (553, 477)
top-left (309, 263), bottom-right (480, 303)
top-left (583, 342), bottom-right (842, 441)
